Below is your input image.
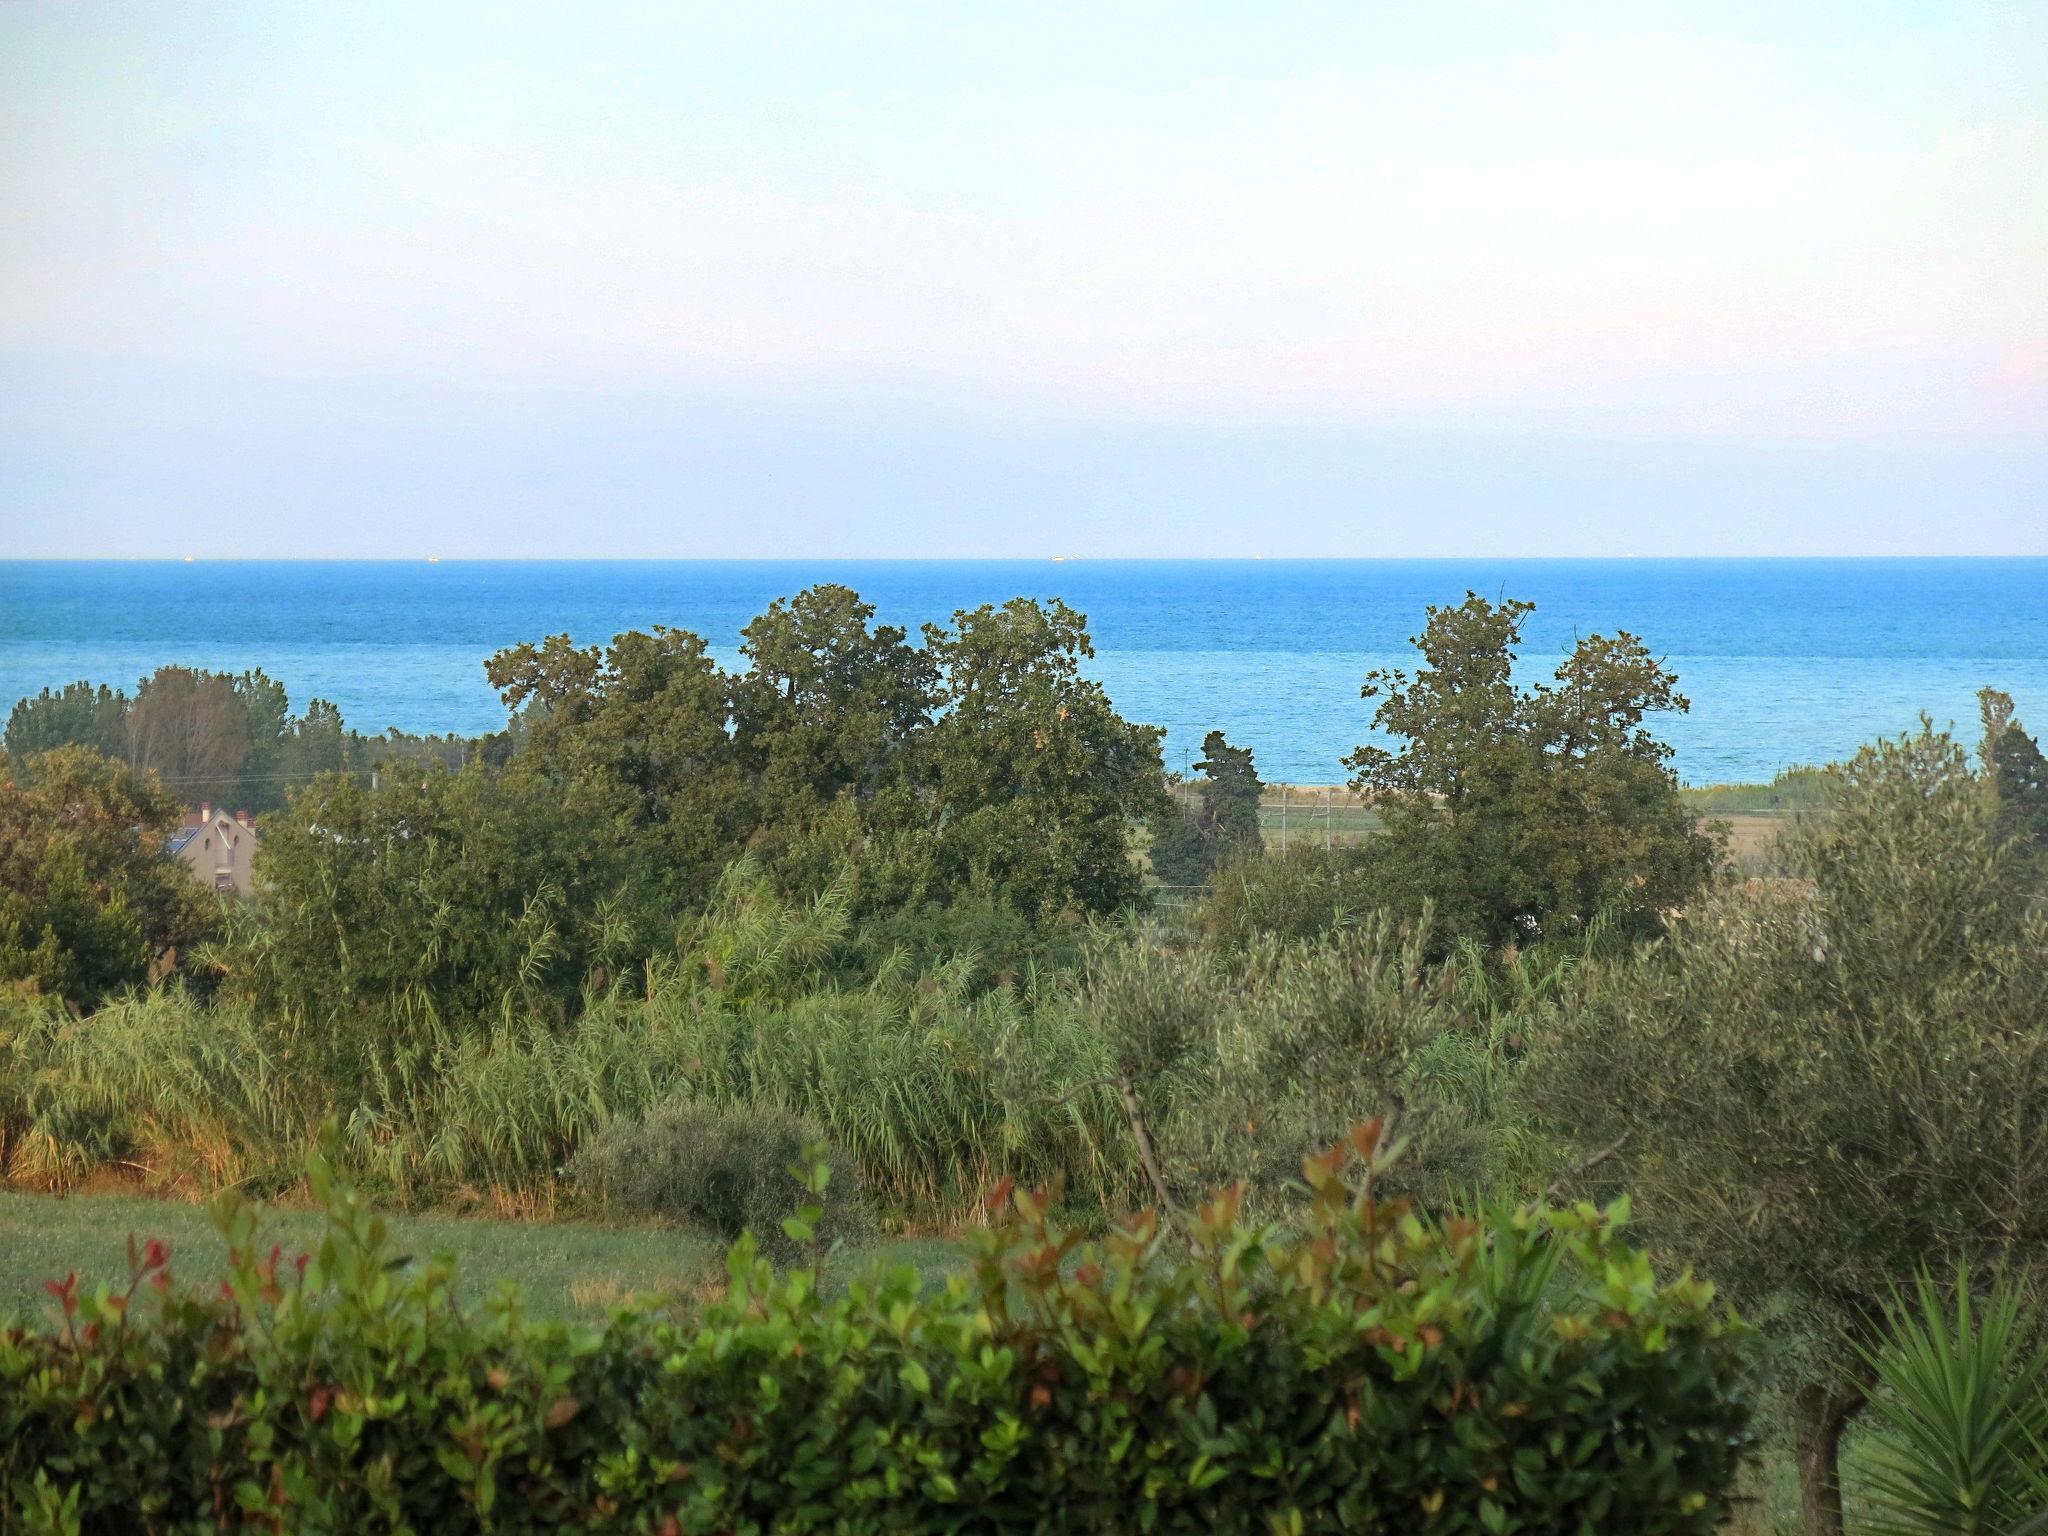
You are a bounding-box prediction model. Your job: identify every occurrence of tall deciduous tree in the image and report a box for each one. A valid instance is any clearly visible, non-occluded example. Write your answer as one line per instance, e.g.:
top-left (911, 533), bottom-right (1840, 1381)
top-left (0, 747), bottom-right (217, 1007)
top-left (228, 669), bottom-right (293, 808)
top-left (487, 591), bottom-right (1168, 924)
top-left (284, 698), bottom-right (351, 785)
top-left (10, 668), bottom-right (363, 813)
top-left (917, 598), bottom-right (1165, 919)
top-left (1535, 723), bottom-right (2048, 1536)
top-left (486, 626), bottom-right (745, 903)
top-left (123, 667), bottom-right (250, 812)
top-left (1344, 593), bottom-right (1717, 946)
top-left (732, 584), bottom-right (934, 848)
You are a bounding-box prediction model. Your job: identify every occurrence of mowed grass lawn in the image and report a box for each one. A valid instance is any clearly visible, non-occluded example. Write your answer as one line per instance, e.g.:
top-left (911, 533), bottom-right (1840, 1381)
top-left (0, 1189), bottom-right (963, 1322)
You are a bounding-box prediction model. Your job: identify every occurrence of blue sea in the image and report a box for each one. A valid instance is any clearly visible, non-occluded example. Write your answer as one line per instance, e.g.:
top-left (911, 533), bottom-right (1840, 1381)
top-left (3, 559), bottom-right (2045, 786)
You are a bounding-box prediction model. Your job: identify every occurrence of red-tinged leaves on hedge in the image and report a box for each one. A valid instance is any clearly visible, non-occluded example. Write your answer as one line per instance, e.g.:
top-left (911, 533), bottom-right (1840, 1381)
top-left (0, 1124), bottom-right (1756, 1533)
top-left (545, 1397), bottom-right (581, 1429)
top-left (43, 1272), bottom-right (78, 1322)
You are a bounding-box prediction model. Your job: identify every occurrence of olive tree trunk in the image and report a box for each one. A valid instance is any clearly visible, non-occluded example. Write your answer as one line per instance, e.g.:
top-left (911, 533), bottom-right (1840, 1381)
top-left (1114, 1072), bottom-right (1183, 1226)
top-left (1792, 1383), bottom-right (1866, 1536)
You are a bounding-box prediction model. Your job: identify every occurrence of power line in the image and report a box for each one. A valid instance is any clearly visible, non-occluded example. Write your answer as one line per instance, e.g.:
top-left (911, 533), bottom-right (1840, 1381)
top-left (87, 765), bottom-right (434, 788)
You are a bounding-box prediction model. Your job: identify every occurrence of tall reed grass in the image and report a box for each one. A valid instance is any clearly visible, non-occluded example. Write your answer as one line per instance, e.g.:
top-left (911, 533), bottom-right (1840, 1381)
top-left (1, 874), bottom-right (1546, 1223)
top-left (0, 991), bottom-right (307, 1192)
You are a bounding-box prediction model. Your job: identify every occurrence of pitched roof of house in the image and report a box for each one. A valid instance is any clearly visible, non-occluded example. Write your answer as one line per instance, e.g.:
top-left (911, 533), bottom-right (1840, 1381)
top-left (169, 810), bottom-right (259, 855)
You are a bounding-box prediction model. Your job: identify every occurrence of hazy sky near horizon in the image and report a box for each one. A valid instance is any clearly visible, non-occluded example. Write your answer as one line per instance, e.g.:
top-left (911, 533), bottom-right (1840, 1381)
top-left (2, 1), bottom-right (2043, 557)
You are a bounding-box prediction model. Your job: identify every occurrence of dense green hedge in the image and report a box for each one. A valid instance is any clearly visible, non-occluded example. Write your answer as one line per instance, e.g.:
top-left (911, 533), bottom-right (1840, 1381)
top-left (1, 1132), bottom-right (1755, 1534)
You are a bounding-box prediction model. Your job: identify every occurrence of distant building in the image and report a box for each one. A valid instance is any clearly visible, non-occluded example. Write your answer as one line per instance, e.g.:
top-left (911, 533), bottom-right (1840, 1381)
top-left (168, 803), bottom-right (260, 896)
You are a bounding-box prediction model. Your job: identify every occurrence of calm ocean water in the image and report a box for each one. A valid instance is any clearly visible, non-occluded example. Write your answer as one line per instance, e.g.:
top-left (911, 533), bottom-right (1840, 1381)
top-left (3, 559), bottom-right (2044, 786)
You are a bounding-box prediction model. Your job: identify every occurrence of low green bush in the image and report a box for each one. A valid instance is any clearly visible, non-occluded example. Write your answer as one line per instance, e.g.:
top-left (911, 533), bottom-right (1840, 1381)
top-left (1197, 842), bottom-right (1384, 952)
top-left (570, 1098), bottom-right (868, 1255)
top-left (1, 1131), bottom-right (1756, 1534)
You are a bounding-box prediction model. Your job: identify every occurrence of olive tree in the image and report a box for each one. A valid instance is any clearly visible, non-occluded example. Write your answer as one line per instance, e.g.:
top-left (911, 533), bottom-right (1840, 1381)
top-left (1534, 723), bottom-right (2048, 1536)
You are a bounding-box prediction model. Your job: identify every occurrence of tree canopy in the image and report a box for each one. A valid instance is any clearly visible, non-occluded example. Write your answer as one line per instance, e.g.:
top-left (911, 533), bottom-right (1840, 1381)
top-left (0, 747), bottom-right (219, 1008)
top-left (913, 598), bottom-right (1165, 919)
top-left (3, 681), bottom-right (126, 761)
top-left (1193, 730), bottom-right (1263, 852)
top-left (1536, 722), bottom-right (2048, 1536)
top-left (732, 583), bottom-right (934, 845)
top-left (1344, 593), bottom-right (1718, 945)
top-left (479, 589), bottom-right (1164, 929)
top-left (227, 762), bottom-right (655, 1033)
top-left (486, 624), bottom-right (746, 903)
top-left (6, 667), bottom-right (374, 814)
top-left (222, 587), bottom-right (1167, 1026)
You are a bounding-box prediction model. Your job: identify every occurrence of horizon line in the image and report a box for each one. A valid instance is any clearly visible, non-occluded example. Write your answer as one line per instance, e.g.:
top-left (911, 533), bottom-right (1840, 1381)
top-left (10, 553), bottom-right (2048, 565)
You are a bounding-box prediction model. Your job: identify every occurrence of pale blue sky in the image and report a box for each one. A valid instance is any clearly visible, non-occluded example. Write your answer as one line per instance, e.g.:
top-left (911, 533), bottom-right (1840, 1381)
top-left (2, 1), bottom-right (2042, 556)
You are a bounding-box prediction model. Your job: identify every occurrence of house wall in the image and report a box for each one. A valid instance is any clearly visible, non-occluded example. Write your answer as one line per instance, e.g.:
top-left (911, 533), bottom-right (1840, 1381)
top-left (177, 813), bottom-right (260, 897)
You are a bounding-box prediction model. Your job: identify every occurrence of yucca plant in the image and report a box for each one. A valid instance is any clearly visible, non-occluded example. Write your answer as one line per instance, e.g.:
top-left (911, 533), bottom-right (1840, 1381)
top-left (1853, 1267), bottom-right (2048, 1536)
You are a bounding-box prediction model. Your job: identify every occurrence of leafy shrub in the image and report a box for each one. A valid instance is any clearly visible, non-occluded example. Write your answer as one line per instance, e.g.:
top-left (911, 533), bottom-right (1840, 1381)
top-left (0, 1132), bottom-right (1756, 1534)
top-left (676, 860), bottom-right (855, 1007)
top-left (0, 747), bottom-right (219, 1009)
top-left (229, 762), bottom-right (666, 1030)
top-left (1197, 842), bottom-right (1383, 951)
top-left (1147, 797), bottom-right (1214, 886)
top-left (841, 882), bottom-right (1058, 987)
top-left (340, 999), bottom-right (703, 1206)
top-left (3, 894), bottom-right (1529, 1231)
top-left (1069, 914), bottom-right (1534, 1213)
top-left (572, 1098), bottom-right (867, 1255)
top-left (0, 940), bottom-right (1121, 1221)
top-left (635, 960), bottom-right (1128, 1218)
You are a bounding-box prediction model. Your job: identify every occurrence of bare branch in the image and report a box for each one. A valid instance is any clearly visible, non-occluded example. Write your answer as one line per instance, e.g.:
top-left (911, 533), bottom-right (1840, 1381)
top-left (1544, 1130), bottom-right (1632, 1203)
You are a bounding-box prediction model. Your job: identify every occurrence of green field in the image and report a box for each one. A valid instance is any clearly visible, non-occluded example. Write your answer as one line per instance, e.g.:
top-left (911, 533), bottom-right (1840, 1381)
top-left (0, 1189), bottom-right (961, 1322)
top-left (1159, 779), bottom-right (1817, 871)
top-left (1681, 766), bottom-right (1831, 815)
top-left (1254, 788), bottom-right (1382, 847)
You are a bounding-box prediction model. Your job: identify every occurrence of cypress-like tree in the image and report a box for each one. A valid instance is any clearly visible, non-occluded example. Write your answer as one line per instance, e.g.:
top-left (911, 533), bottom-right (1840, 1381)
top-left (1194, 730), bottom-right (1263, 858)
